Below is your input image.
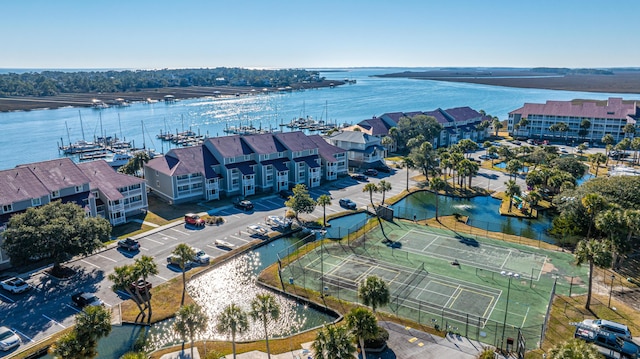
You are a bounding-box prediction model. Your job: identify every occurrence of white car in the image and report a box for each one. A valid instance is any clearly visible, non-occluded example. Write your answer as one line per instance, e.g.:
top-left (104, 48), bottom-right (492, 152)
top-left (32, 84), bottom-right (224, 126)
top-left (192, 248), bottom-right (211, 265)
top-left (0, 326), bottom-right (21, 351)
top-left (214, 240), bottom-right (235, 249)
top-left (0, 277), bottom-right (30, 294)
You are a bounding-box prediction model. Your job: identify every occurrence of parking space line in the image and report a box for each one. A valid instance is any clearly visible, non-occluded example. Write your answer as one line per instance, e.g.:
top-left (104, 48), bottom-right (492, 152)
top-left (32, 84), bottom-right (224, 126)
top-left (96, 254), bottom-right (117, 262)
top-left (170, 228), bottom-right (190, 236)
top-left (229, 235), bottom-right (248, 243)
top-left (12, 328), bottom-right (32, 342)
top-left (264, 199), bottom-right (281, 206)
top-left (145, 237), bottom-right (163, 244)
top-left (155, 274), bottom-right (169, 281)
top-left (140, 247), bottom-right (149, 251)
top-left (81, 259), bottom-right (100, 268)
top-left (254, 202), bottom-right (269, 209)
top-left (43, 314), bottom-right (67, 328)
top-left (65, 303), bottom-right (81, 312)
top-left (160, 234), bottom-right (178, 240)
top-left (0, 293), bottom-right (15, 303)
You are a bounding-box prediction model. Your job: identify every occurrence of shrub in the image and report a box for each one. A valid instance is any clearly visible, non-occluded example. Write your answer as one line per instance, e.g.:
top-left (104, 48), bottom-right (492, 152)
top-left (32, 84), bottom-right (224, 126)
top-left (364, 326), bottom-right (390, 349)
top-left (477, 348), bottom-right (495, 359)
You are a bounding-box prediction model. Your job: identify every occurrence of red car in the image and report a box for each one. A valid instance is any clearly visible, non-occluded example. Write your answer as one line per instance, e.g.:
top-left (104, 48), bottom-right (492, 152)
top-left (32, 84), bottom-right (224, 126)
top-left (184, 213), bottom-right (205, 226)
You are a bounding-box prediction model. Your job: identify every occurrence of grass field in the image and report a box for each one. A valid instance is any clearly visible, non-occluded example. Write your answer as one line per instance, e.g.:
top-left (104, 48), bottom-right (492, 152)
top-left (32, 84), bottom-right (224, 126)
top-left (282, 221), bottom-right (589, 350)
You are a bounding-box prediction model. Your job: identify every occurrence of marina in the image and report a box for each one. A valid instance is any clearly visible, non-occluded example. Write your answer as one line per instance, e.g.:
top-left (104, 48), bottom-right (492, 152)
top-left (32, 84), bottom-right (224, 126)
top-left (1, 68), bottom-right (638, 170)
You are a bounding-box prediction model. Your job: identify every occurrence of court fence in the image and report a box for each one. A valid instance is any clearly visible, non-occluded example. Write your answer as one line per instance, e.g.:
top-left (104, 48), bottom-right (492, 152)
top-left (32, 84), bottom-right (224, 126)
top-left (278, 236), bottom-right (545, 351)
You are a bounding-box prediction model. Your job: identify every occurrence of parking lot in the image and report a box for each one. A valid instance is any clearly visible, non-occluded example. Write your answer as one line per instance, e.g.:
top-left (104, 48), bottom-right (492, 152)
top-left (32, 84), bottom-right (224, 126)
top-left (0, 167), bottom-right (418, 356)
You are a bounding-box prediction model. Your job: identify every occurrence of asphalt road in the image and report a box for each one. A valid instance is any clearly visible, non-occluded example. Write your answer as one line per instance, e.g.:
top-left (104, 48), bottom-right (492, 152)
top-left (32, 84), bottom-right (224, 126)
top-left (0, 141), bottom-right (610, 356)
top-left (0, 167), bottom-right (417, 357)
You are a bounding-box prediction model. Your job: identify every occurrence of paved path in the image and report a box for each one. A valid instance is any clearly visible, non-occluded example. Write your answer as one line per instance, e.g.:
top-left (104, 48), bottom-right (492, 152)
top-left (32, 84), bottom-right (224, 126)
top-left (159, 321), bottom-right (489, 359)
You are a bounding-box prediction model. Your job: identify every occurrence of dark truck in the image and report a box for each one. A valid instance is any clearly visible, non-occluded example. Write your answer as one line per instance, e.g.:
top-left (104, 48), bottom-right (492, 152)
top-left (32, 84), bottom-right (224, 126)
top-left (71, 292), bottom-right (103, 308)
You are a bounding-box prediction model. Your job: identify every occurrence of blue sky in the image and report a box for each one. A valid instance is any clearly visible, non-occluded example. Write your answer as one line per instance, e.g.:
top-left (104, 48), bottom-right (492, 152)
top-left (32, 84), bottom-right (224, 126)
top-left (2, 0), bottom-right (638, 69)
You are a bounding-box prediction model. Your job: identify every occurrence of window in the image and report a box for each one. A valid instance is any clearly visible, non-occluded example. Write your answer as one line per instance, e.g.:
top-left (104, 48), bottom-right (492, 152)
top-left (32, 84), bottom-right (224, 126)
top-left (155, 170), bottom-right (159, 176)
top-left (177, 175), bottom-right (188, 180)
top-left (75, 185), bottom-right (83, 193)
top-left (228, 157), bottom-right (235, 164)
top-left (192, 183), bottom-right (203, 189)
top-left (156, 180), bottom-right (160, 187)
top-left (51, 190), bottom-right (60, 198)
top-left (129, 183), bottom-right (141, 190)
top-left (244, 155), bottom-right (251, 161)
top-left (266, 174), bottom-right (273, 182)
top-left (3, 204), bottom-right (13, 213)
top-left (32, 198), bottom-right (41, 206)
top-left (178, 185), bottom-right (189, 192)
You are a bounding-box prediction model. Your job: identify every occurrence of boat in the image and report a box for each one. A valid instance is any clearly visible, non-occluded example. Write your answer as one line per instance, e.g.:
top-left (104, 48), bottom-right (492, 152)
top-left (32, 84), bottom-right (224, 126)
top-left (266, 215), bottom-right (289, 229)
top-left (61, 139), bottom-right (103, 154)
top-left (214, 240), bottom-right (235, 249)
top-left (247, 224), bottom-right (269, 237)
top-left (106, 151), bottom-right (133, 168)
top-left (79, 150), bottom-right (109, 161)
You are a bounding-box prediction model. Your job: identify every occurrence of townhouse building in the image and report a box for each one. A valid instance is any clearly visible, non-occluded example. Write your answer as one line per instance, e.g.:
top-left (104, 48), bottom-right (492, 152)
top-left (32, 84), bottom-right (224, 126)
top-left (0, 158), bottom-right (147, 266)
top-left (144, 131), bottom-right (347, 204)
top-left (508, 97), bottom-right (639, 144)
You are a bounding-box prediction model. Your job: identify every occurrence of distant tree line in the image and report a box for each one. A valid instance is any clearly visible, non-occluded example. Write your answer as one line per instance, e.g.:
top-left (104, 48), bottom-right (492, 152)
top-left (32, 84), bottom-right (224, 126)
top-left (0, 68), bottom-right (322, 96)
top-left (530, 67), bottom-right (614, 75)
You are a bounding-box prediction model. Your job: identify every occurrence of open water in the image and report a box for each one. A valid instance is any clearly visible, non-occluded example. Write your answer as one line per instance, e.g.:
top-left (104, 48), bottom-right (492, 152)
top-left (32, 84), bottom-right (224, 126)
top-left (1, 68), bottom-right (638, 170)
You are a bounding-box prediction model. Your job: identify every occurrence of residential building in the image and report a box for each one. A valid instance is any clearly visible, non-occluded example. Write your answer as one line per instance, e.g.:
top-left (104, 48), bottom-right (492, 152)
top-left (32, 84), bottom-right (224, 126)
top-left (343, 116), bottom-right (396, 152)
top-left (78, 160), bottom-right (148, 226)
top-left (376, 106), bottom-right (489, 149)
top-left (508, 97), bottom-right (639, 143)
top-left (144, 131), bottom-right (347, 204)
top-left (308, 135), bottom-right (348, 180)
top-left (327, 131), bottom-right (385, 169)
top-left (0, 158), bottom-right (147, 267)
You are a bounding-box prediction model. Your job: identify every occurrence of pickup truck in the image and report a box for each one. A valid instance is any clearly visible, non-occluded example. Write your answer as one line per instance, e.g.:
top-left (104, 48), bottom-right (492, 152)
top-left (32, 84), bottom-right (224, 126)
top-left (117, 237), bottom-right (140, 251)
top-left (71, 292), bottom-right (103, 308)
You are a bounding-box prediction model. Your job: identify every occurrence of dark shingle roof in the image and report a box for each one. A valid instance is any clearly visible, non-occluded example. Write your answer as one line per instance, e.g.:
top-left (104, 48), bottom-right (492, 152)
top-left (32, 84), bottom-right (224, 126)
top-left (274, 131), bottom-right (318, 152)
top-left (17, 158), bottom-right (89, 192)
top-left (241, 133), bottom-right (287, 154)
top-left (423, 109), bottom-right (451, 124)
top-left (444, 106), bottom-right (482, 122)
top-left (308, 135), bottom-right (346, 162)
top-left (206, 135), bottom-right (254, 158)
top-left (145, 146), bottom-right (208, 176)
top-left (0, 167), bottom-right (50, 206)
top-left (357, 117), bottom-right (392, 136)
top-left (379, 112), bottom-right (405, 125)
top-left (77, 160), bottom-right (145, 201)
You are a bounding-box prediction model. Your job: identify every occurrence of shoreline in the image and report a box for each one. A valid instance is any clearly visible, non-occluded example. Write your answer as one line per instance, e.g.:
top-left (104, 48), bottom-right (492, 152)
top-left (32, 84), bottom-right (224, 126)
top-left (376, 69), bottom-right (640, 95)
top-left (0, 80), bottom-right (344, 112)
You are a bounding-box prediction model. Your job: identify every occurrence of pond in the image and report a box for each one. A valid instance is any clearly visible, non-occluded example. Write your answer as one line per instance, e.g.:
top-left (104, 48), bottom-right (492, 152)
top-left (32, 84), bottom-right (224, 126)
top-left (325, 212), bottom-right (369, 239)
top-left (391, 191), bottom-right (556, 243)
top-left (493, 161), bottom-right (529, 173)
top-left (43, 237), bottom-right (337, 358)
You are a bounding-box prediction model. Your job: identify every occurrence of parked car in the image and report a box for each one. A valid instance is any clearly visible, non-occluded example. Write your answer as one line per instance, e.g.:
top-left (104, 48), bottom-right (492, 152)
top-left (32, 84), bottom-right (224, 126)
top-left (279, 189), bottom-right (294, 199)
top-left (0, 326), bottom-right (21, 352)
top-left (71, 292), bottom-right (103, 308)
top-left (351, 174), bottom-right (368, 181)
top-left (574, 323), bottom-right (638, 357)
top-left (184, 213), bottom-right (205, 227)
top-left (234, 200), bottom-right (254, 211)
top-left (581, 319), bottom-right (632, 339)
top-left (214, 239), bottom-right (235, 249)
top-left (339, 198), bottom-right (357, 210)
top-left (166, 254), bottom-right (193, 268)
top-left (1, 277), bottom-right (30, 294)
top-left (363, 169), bottom-right (378, 176)
top-left (192, 248), bottom-right (211, 265)
top-left (117, 237), bottom-right (140, 251)
top-left (129, 279), bottom-right (152, 294)
top-left (478, 154), bottom-right (490, 160)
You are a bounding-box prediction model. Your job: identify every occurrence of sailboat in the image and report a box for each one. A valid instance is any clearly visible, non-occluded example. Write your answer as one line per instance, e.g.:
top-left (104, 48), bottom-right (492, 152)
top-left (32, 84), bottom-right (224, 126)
top-left (59, 111), bottom-right (102, 154)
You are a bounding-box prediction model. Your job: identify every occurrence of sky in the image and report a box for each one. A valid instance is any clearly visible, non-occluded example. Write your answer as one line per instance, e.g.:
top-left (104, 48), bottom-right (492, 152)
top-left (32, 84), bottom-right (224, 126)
top-left (2, 0), bottom-right (639, 70)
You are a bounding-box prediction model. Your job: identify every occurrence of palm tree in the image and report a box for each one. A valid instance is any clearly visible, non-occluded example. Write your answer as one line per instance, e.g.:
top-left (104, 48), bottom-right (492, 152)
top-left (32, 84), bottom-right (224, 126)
top-left (363, 182), bottom-right (388, 240)
top-left (602, 134), bottom-right (615, 155)
top-left (575, 239), bottom-right (612, 310)
top-left (133, 255), bottom-right (158, 324)
top-left (118, 151), bottom-right (151, 176)
top-left (109, 265), bottom-right (146, 322)
top-left (345, 307), bottom-right (379, 359)
top-left (358, 276), bottom-right (390, 314)
top-left (312, 325), bottom-right (356, 359)
top-left (581, 193), bottom-right (608, 240)
top-left (505, 159), bottom-right (522, 180)
top-left (548, 338), bottom-right (604, 359)
top-left (216, 304), bottom-right (249, 359)
top-left (504, 180), bottom-right (521, 213)
top-left (317, 194), bottom-right (332, 228)
top-left (250, 293), bottom-right (281, 359)
top-left (430, 177), bottom-right (446, 221)
top-left (631, 137), bottom-right (640, 165)
top-left (492, 117), bottom-right (502, 136)
top-left (174, 303), bottom-right (209, 359)
top-left (402, 157), bottom-right (414, 191)
top-left (75, 305), bottom-right (112, 343)
top-left (172, 243), bottom-right (196, 305)
top-left (377, 180), bottom-right (392, 205)
top-left (588, 153), bottom-right (606, 177)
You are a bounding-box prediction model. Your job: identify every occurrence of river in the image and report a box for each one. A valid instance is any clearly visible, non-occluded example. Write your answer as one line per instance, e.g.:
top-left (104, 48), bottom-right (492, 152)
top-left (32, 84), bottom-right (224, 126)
top-left (1, 68), bottom-right (638, 169)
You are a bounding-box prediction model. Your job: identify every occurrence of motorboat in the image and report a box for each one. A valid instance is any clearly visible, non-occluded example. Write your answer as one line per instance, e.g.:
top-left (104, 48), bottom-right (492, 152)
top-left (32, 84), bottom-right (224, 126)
top-left (214, 240), bottom-right (235, 249)
top-left (247, 224), bottom-right (269, 237)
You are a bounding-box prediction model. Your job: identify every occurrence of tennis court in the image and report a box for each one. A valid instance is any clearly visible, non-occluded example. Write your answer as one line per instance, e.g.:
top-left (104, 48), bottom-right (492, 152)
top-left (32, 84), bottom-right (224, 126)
top-left (280, 220), bottom-right (588, 349)
top-left (396, 229), bottom-right (548, 280)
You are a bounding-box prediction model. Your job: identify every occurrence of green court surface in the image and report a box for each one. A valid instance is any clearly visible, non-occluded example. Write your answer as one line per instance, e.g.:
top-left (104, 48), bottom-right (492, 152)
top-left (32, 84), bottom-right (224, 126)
top-left (281, 221), bottom-right (589, 349)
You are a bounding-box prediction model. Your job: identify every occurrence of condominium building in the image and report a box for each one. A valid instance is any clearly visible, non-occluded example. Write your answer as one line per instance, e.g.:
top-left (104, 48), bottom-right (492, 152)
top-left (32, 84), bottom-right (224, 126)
top-left (508, 97), bottom-right (639, 143)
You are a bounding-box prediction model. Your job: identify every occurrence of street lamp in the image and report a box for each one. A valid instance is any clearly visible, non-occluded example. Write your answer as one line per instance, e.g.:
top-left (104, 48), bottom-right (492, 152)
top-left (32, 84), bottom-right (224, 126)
top-left (501, 271), bottom-right (514, 350)
top-left (608, 274), bottom-right (615, 308)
